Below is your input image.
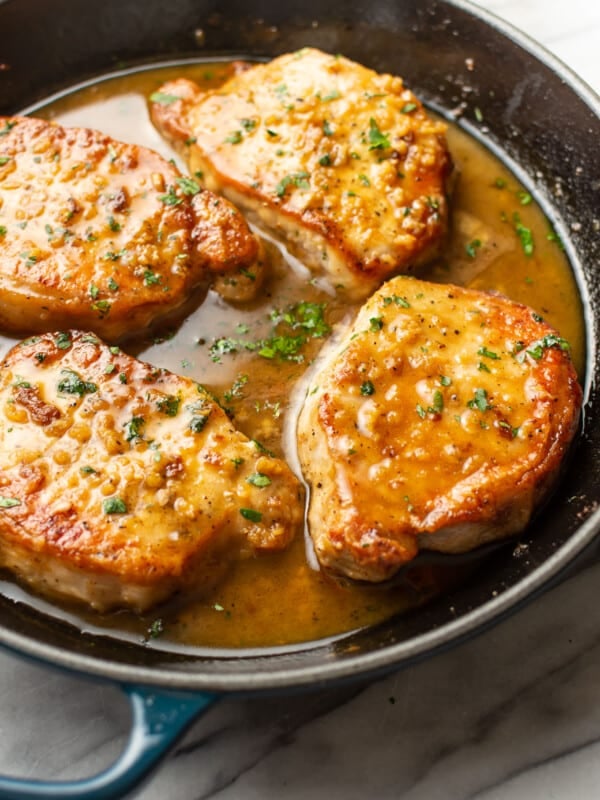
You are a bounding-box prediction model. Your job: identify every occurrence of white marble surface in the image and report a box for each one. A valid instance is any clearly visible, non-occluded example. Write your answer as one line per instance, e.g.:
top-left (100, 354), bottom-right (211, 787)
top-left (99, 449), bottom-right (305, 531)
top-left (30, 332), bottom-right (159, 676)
top-left (0, 1), bottom-right (599, 798)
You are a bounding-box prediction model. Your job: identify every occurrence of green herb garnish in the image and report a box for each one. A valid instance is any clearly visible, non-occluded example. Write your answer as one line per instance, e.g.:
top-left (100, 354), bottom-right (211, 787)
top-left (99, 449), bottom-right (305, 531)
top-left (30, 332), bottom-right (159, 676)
top-left (103, 497), bottom-right (128, 514)
top-left (156, 395), bottom-right (180, 417)
top-left (0, 496), bottom-right (20, 508)
top-left (246, 473), bottom-right (272, 488)
top-left (176, 176), bottom-right (202, 195)
top-left (360, 381), bottom-right (375, 396)
top-left (57, 369), bottom-right (98, 397)
top-left (467, 388), bottom-right (493, 412)
top-left (150, 92), bottom-right (180, 105)
top-left (367, 118), bottom-right (391, 150)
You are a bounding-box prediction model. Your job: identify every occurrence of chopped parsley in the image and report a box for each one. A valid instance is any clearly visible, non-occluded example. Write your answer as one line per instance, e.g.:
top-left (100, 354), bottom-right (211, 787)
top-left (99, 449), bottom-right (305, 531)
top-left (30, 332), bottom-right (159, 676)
top-left (367, 118), bottom-right (391, 150)
top-left (524, 334), bottom-right (570, 361)
top-left (0, 496), bottom-right (20, 508)
top-left (431, 390), bottom-right (444, 413)
top-left (513, 213), bottom-right (534, 256)
top-left (417, 390), bottom-right (444, 417)
top-left (224, 130), bottom-right (243, 144)
top-left (467, 388), bottom-right (493, 412)
top-left (20, 252), bottom-right (37, 267)
top-left (150, 91), bottom-right (180, 105)
top-left (210, 301), bottom-right (329, 364)
top-left (0, 120), bottom-right (17, 137)
top-left (143, 269), bottom-right (161, 286)
top-left (270, 301), bottom-right (330, 338)
top-left (369, 316), bottom-right (383, 332)
top-left (275, 171), bottom-right (310, 197)
top-left (383, 294), bottom-right (411, 308)
top-left (401, 102), bottom-right (418, 113)
top-left (54, 332), bottom-right (72, 350)
top-left (240, 507), bottom-right (262, 522)
top-left (156, 395), bottom-right (181, 416)
top-left (147, 618), bottom-right (164, 639)
top-left (91, 300), bottom-right (111, 316)
top-left (176, 176), bottom-right (202, 195)
top-left (517, 190), bottom-right (533, 205)
top-left (477, 346), bottom-right (500, 360)
top-left (547, 229), bottom-right (565, 250)
top-left (319, 89), bottom-right (341, 102)
top-left (322, 120), bottom-right (334, 136)
top-left (123, 416), bottom-right (145, 442)
top-left (189, 413), bottom-right (210, 433)
top-left (103, 497), bottom-right (128, 514)
top-left (252, 439), bottom-right (275, 457)
top-left (103, 249), bottom-right (126, 261)
top-left (257, 335), bottom-right (305, 361)
top-left (246, 473), bottom-right (272, 488)
top-left (465, 239), bottom-right (482, 259)
top-left (158, 187), bottom-right (182, 206)
top-left (360, 380), bottom-right (375, 396)
top-left (498, 421), bottom-right (520, 439)
top-left (57, 369), bottom-right (98, 397)
top-left (223, 373), bottom-right (249, 403)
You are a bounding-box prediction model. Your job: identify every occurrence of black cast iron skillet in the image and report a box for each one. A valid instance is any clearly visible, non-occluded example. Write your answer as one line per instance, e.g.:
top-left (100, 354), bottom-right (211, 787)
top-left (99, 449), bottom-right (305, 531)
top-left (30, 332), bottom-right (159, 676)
top-left (0, 0), bottom-right (599, 797)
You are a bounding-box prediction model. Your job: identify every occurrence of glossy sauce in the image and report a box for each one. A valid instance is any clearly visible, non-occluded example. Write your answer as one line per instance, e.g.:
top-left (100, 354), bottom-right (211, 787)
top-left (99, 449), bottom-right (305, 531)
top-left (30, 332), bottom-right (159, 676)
top-left (0, 61), bottom-right (585, 649)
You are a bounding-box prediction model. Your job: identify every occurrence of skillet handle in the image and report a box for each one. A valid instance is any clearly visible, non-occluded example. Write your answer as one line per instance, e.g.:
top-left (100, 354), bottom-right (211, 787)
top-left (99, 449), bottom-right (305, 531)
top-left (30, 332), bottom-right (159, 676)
top-left (0, 684), bottom-right (219, 800)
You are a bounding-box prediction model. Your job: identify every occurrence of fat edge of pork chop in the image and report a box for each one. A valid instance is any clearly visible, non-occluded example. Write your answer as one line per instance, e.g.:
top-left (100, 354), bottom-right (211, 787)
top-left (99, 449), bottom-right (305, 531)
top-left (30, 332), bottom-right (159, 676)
top-left (0, 115), bottom-right (267, 341)
top-left (0, 331), bottom-right (303, 611)
top-left (149, 48), bottom-right (453, 301)
top-left (297, 276), bottom-right (582, 582)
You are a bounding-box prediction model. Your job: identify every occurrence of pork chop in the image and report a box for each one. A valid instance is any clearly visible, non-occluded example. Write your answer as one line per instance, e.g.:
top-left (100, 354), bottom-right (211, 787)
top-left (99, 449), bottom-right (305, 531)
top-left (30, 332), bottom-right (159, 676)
top-left (0, 331), bottom-right (303, 611)
top-left (0, 116), bottom-right (266, 341)
top-left (150, 48), bottom-right (452, 300)
top-left (297, 276), bottom-right (582, 581)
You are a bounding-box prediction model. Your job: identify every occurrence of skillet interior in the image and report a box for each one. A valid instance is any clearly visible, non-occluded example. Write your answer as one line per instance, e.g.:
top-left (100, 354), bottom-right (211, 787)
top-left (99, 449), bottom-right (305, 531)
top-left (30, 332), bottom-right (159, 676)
top-left (0, 0), bottom-right (598, 692)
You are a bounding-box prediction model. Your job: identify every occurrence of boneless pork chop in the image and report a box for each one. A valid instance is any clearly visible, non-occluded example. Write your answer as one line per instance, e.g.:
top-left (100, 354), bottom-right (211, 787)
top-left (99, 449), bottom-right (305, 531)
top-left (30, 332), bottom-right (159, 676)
top-left (0, 331), bottom-right (303, 611)
top-left (0, 116), bottom-right (266, 340)
top-left (150, 48), bottom-right (452, 300)
top-left (297, 276), bottom-right (582, 582)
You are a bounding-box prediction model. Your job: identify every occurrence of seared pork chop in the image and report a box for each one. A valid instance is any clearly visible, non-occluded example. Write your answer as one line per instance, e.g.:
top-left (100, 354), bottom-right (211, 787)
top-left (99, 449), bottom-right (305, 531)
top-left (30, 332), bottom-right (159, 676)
top-left (297, 276), bottom-right (582, 581)
top-left (150, 48), bottom-right (452, 300)
top-left (0, 116), bottom-right (266, 340)
top-left (0, 331), bottom-right (303, 611)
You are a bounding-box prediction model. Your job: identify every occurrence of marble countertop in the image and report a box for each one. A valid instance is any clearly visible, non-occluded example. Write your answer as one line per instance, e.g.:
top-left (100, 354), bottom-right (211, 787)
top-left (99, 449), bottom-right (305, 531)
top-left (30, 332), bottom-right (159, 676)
top-left (0, 1), bottom-right (599, 798)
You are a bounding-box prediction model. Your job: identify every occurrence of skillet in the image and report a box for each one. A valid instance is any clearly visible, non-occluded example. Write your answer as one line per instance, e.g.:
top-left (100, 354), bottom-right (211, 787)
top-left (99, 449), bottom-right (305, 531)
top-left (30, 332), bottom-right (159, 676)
top-left (0, 0), bottom-right (599, 796)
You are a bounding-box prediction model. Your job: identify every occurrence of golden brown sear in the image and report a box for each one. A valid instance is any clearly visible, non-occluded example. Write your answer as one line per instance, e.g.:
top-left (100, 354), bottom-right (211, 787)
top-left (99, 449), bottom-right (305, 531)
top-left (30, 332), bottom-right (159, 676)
top-left (0, 116), bottom-right (265, 341)
top-left (149, 48), bottom-right (452, 300)
top-left (0, 331), bottom-right (303, 611)
top-left (297, 276), bottom-right (582, 582)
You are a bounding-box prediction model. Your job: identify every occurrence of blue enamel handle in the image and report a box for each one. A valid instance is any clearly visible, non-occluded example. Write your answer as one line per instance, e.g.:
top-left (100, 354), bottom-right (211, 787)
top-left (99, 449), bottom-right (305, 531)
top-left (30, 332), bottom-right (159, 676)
top-left (0, 684), bottom-right (219, 799)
